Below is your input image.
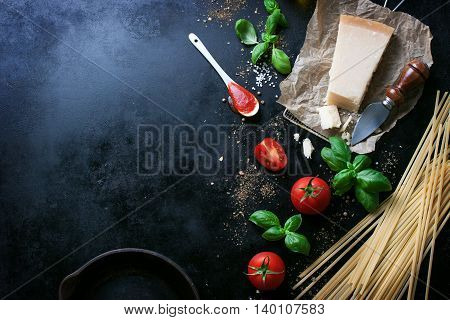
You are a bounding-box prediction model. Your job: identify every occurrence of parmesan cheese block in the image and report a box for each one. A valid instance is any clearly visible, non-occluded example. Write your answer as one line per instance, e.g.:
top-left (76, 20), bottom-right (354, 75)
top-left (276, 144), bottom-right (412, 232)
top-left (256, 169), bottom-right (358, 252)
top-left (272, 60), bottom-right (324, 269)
top-left (326, 15), bottom-right (394, 112)
top-left (318, 105), bottom-right (341, 130)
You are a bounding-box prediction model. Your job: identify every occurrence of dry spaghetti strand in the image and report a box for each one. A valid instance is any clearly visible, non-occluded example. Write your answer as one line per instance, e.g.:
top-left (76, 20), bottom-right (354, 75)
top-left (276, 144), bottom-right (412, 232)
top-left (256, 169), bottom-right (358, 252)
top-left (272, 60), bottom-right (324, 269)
top-left (294, 91), bottom-right (450, 300)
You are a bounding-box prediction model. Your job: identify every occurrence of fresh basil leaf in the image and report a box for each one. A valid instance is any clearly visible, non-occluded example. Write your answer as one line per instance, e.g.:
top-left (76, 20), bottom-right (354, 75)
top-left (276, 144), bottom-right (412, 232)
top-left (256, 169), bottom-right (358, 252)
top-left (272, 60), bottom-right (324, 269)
top-left (329, 136), bottom-right (351, 163)
top-left (355, 184), bottom-right (379, 212)
top-left (234, 19), bottom-right (258, 45)
top-left (251, 41), bottom-right (270, 64)
top-left (285, 232), bottom-right (310, 255)
top-left (279, 13), bottom-right (288, 28)
top-left (353, 155), bottom-right (372, 172)
top-left (262, 226), bottom-right (285, 241)
top-left (271, 47), bottom-right (291, 74)
top-left (265, 9), bottom-right (282, 35)
top-left (356, 169), bottom-right (392, 192)
top-left (262, 32), bottom-right (279, 44)
top-left (284, 214), bottom-right (302, 232)
top-left (332, 169), bottom-right (356, 196)
top-left (321, 147), bottom-right (346, 172)
top-left (263, 0), bottom-right (287, 27)
top-left (264, 0), bottom-right (279, 14)
top-left (249, 210), bottom-right (280, 229)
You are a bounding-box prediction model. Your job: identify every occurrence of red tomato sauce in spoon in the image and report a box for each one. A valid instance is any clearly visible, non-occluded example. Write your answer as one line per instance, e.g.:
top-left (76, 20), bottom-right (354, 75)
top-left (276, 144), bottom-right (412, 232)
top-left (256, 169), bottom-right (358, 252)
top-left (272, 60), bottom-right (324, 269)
top-left (227, 82), bottom-right (258, 115)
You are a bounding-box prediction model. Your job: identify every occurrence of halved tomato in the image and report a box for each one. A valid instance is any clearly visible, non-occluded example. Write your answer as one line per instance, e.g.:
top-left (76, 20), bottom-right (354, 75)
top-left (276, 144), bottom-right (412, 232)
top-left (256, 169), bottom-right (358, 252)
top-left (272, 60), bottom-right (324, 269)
top-left (254, 138), bottom-right (287, 172)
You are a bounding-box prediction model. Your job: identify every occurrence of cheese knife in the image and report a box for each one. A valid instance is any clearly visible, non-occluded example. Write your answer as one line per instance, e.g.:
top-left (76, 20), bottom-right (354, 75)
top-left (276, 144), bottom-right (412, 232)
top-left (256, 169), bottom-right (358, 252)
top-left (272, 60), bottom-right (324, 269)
top-left (351, 59), bottom-right (429, 146)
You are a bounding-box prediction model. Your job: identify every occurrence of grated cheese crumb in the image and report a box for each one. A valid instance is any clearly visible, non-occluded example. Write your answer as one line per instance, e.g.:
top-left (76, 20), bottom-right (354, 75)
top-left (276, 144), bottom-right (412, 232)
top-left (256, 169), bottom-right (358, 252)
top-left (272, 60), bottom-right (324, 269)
top-left (302, 138), bottom-right (314, 159)
top-left (340, 115), bottom-right (353, 132)
top-left (341, 132), bottom-right (351, 145)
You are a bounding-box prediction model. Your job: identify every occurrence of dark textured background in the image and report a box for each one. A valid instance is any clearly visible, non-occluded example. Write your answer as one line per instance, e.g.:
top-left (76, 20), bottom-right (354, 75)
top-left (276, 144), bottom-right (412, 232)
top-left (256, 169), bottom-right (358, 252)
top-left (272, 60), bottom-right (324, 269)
top-left (0, 0), bottom-right (448, 299)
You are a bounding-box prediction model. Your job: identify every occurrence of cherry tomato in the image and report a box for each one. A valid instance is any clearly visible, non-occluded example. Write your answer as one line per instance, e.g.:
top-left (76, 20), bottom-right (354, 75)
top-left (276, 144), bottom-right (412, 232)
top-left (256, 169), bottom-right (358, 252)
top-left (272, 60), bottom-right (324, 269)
top-left (246, 252), bottom-right (285, 291)
top-left (290, 177), bottom-right (331, 215)
top-left (254, 138), bottom-right (287, 172)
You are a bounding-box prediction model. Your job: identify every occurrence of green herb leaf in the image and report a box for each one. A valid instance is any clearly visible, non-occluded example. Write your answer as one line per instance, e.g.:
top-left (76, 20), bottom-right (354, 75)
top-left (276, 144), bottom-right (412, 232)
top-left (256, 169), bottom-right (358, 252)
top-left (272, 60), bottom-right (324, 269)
top-left (279, 13), bottom-right (288, 28)
top-left (271, 47), bottom-right (291, 74)
top-left (249, 210), bottom-right (280, 229)
top-left (234, 19), bottom-right (258, 45)
top-left (264, 0), bottom-right (279, 14)
top-left (355, 184), bottom-right (379, 212)
top-left (285, 232), bottom-right (310, 255)
top-left (356, 169), bottom-right (392, 192)
top-left (265, 9), bottom-right (282, 35)
top-left (284, 214), bottom-right (302, 232)
top-left (353, 155), bottom-right (372, 172)
top-left (251, 41), bottom-right (270, 64)
top-left (320, 147), bottom-right (347, 172)
top-left (262, 226), bottom-right (285, 241)
top-left (262, 32), bottom-right (279, 44)
top-left (332, 169), bottom-right (356, 196)
top-left (329, 136), bottom-right (351, 163)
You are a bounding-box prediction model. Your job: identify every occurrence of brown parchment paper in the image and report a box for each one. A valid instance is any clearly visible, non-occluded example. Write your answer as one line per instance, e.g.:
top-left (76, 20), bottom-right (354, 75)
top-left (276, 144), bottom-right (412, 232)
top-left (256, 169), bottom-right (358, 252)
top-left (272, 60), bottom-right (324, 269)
top-left (278, 0), bottom-right (433, 154)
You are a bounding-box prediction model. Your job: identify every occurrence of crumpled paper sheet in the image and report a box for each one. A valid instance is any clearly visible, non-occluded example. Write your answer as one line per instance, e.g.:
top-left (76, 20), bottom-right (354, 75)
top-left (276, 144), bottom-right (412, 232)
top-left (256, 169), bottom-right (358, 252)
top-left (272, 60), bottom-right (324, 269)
top-left (278, 0), bottom-right (433, 154)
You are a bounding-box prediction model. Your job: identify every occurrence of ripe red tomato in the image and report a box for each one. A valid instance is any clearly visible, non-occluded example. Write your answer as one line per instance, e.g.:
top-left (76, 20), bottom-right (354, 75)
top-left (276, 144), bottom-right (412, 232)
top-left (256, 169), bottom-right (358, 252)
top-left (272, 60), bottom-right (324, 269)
top-left (246, 252), bottom-right (285, 291)
top-left (254, 138), bottom-right (287, 172)
top-left (290, 177), bottom-right (331, 215)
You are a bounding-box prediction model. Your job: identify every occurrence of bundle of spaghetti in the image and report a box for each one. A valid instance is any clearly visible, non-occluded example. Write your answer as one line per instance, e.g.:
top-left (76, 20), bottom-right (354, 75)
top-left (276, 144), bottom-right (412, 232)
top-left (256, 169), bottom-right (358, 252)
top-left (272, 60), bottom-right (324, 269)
top-left (293, 91), bottom-right (450, 300)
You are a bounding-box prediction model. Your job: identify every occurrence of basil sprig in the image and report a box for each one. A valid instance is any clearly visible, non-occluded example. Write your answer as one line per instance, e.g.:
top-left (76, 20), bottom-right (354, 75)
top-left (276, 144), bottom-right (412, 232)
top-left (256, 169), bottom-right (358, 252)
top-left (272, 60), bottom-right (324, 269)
top-left (271, 47), bottom-right (291, 75)
top-left (264, 0), bottom-right (279, 14)
top-left (249, 210), bottom-right (280, 229)
top-left (249, 210), bottom-right (310, 255)
top-left (264, 8), bottom-right (282, 35)
top-left (262, 32), bottom-right (279, 44)
top-left (320, 136), bottom-right (392, 212)
top-left (235, 19), bottom-right (258, 45)
top-left (251, 42), bottom-right (270, 64)
top-left (234, 0), bottom-right (291, 74)
top-left (264, 0), bottom-right (288, 26)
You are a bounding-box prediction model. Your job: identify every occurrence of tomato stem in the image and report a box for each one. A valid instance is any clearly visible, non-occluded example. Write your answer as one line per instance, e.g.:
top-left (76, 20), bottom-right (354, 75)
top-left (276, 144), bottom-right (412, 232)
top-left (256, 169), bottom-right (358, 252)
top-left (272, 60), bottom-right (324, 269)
top-left (298, 177), bottom-right (323, 203)
top-left (245, 256), bottom-right (284, 285)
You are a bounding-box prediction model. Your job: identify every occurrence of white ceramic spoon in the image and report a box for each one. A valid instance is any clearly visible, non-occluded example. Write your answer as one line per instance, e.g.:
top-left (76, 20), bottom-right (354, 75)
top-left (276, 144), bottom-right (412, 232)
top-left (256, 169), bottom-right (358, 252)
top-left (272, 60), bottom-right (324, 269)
top-left (188, 33), bottom-right (259, 117)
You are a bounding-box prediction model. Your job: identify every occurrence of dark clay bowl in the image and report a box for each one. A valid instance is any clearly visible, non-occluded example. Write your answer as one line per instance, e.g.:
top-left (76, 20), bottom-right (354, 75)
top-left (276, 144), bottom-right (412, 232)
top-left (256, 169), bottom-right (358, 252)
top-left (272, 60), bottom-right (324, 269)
top-left (59, 248), bottom-right (199, 299)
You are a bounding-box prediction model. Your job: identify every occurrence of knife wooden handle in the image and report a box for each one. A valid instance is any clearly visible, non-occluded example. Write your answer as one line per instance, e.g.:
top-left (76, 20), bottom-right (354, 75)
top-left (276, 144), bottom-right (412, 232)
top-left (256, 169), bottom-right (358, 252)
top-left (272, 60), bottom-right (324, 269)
top-left (385, 59), bottom-right (429, 106)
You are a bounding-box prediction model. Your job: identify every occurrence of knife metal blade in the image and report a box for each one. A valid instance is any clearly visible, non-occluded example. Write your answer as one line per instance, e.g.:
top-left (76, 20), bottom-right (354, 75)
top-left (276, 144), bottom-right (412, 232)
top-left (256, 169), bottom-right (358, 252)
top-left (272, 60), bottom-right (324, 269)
top-left (350, 59), bottom-right (429, 146)
top-left (351, 98), bottom-right (393, 146)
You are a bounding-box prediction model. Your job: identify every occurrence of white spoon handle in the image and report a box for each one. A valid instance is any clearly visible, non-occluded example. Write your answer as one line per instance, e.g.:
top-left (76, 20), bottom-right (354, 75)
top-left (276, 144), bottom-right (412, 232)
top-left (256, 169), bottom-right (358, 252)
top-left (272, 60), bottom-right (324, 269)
top-left (188, 33), bottom-right (233, 86)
